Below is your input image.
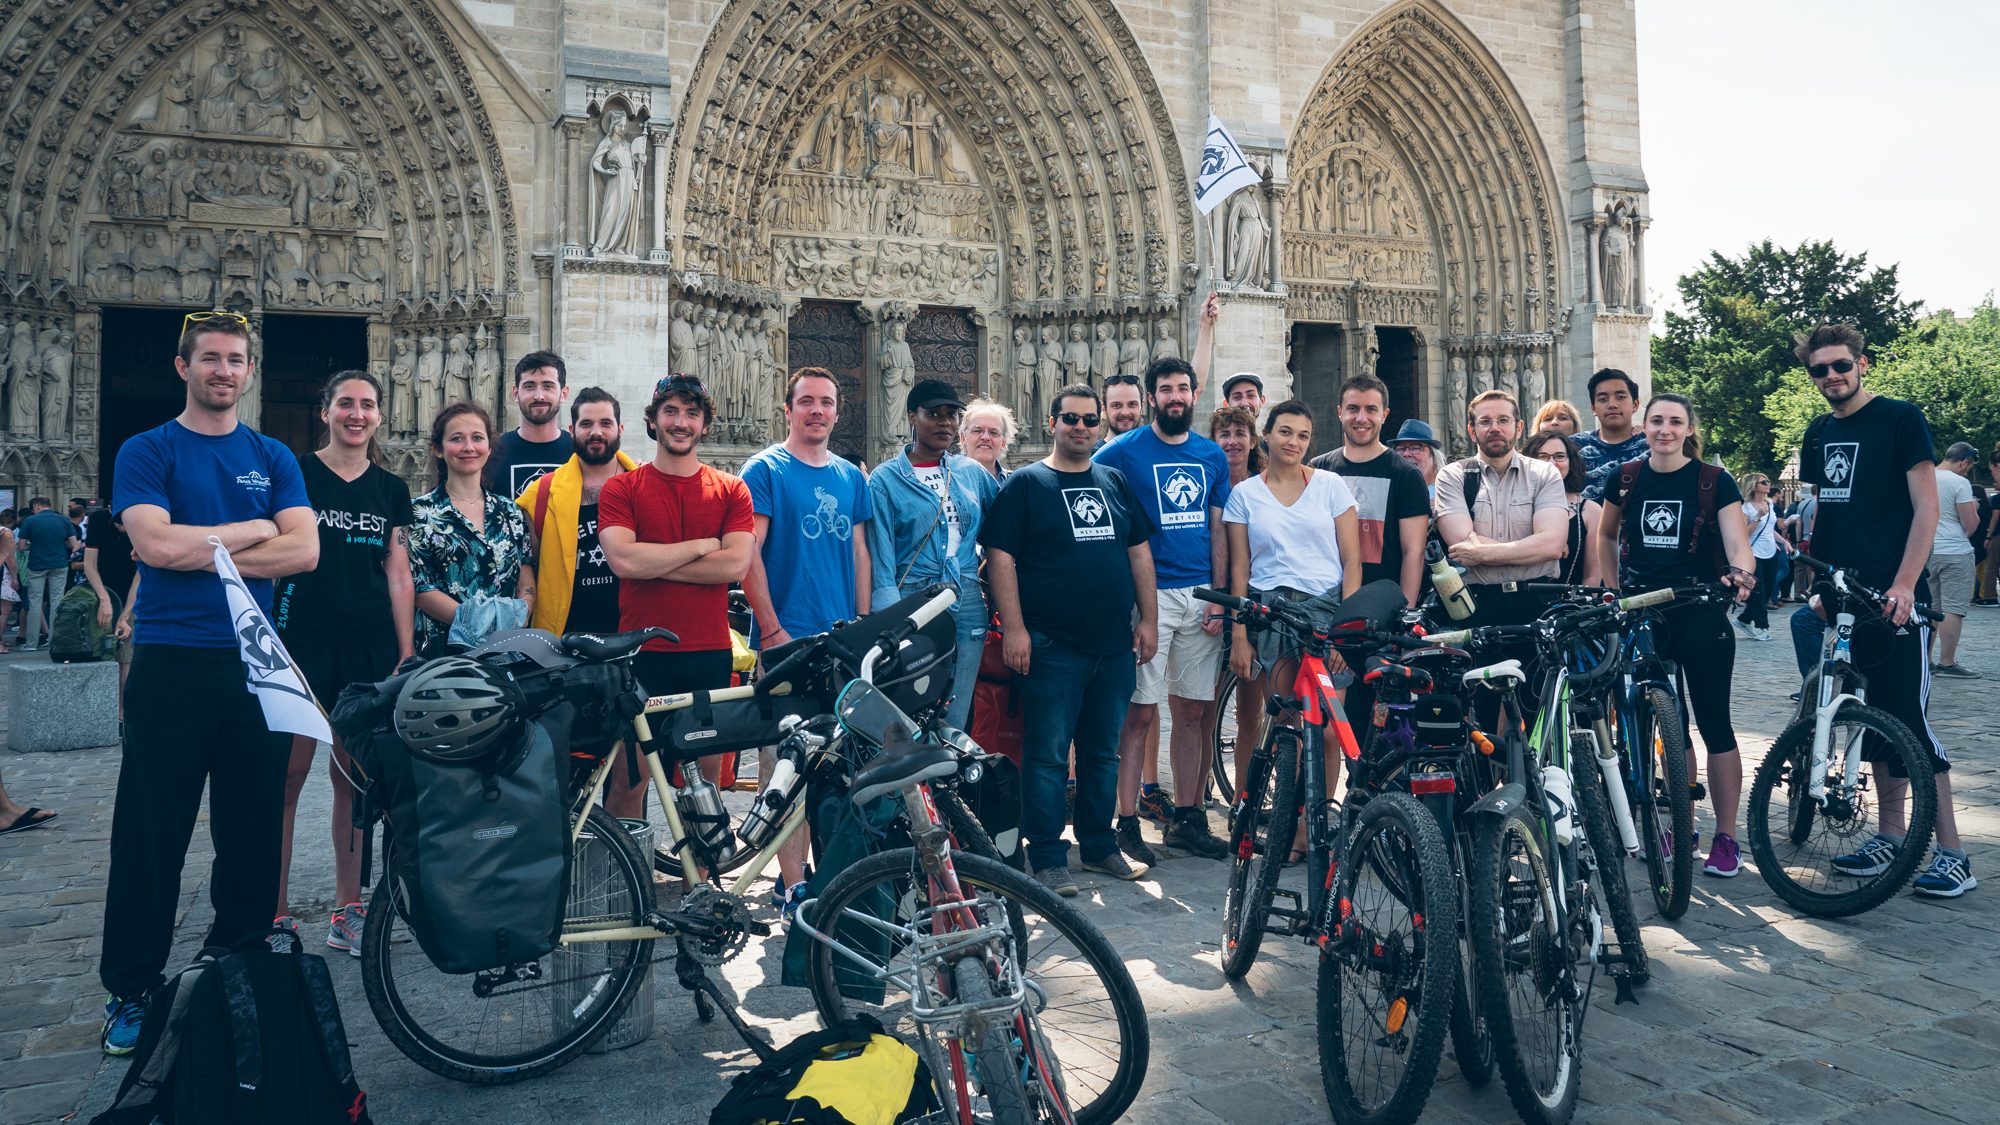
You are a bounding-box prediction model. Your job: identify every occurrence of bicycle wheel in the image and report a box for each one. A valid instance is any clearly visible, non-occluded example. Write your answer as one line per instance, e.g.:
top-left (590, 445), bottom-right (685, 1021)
top-left (1317, 791), bottom-right (1457, 1125)
top-left (1746, 703), bottom-right (1937, 917)
top-left (802, 849), bottom-right (1148, 1125)
top-left (1221, 732), bottom-right (1301, 979)
top-left (938, 786), bottom-right (1006, 864)
top-left (955, 956), bottom-right (1032, 1125)
top-left (1637, 687), bottom-right (1694, 919)
top-left (1447, 917), bottom-right (1495, 1088)
top-left (1571, 737), bottom-right (1649, 986)
top-left (1209, 669), bottom-right (1241, 802)
top-left (1468, 804), bottom-right (1580, 1125)
top-left (362, 806), bottom-right (655, 1084)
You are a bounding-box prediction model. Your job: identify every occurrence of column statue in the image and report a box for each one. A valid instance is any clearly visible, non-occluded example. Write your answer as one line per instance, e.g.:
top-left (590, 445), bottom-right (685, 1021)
top-left (587, 107), bottom-right (644, 257)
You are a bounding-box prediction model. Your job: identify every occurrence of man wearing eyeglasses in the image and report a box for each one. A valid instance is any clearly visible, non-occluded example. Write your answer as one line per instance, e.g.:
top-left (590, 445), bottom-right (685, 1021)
top-left (982, 384), bottom-right (1158, 895)
top-left (1796, 324), bottom-right (1972, 897)
top-left (98, 312), bottom-right (319, 1055)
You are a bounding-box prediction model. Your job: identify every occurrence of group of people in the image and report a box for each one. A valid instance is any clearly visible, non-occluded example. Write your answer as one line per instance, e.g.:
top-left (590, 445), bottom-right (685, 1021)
top-left (45, 306), bottom-right (1978, 1064)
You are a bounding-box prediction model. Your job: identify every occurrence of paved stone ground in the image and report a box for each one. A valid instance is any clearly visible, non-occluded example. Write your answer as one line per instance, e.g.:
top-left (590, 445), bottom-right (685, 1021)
top-left (2, 607), bottom-right (1995, 1124)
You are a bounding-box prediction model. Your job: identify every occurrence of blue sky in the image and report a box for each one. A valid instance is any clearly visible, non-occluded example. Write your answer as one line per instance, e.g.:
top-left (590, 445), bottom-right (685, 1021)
top-left (1636, 0), bottom-right (2000, 320)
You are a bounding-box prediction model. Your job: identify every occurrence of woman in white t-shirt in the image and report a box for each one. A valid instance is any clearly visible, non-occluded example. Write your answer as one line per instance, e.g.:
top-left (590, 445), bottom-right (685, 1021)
top-left (1737, 473), bottom-right (1789, 639)
top-left (1222, 401), bottom-right (1361, 851)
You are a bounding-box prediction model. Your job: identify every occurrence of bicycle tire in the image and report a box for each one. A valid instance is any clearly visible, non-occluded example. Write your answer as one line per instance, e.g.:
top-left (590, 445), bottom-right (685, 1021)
top-left (1209, 669), bottom-right (1241, 802)
top-left (802, 848), bottom-right (1148, 1125)
top-left (1221, 733), bottom-right (1301, 979)
top-left (1468, 804), bottom-right (1580, 1125)
top-left (1745, 702), bottom-right (1937, 917)
top-left (1640, 687), bottom-right (1694, 919)
top-left (1447, 922), bottom-right (1495, 1088)
top-left (1316, 791), bottom-right (1457, 1125)
top-left (1571, 734), bottom-right (1649, 986)
top-left (955, 956), bottom-right (1032, 1125)
top-left (362, 806), bottom-right (655, 1084)
top-left (938, 786), bottom-right (1006, 864)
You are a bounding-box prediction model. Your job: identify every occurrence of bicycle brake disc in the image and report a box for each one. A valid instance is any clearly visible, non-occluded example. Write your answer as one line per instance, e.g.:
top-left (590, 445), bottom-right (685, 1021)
top-left (680, 886), bottom-right (753, 966)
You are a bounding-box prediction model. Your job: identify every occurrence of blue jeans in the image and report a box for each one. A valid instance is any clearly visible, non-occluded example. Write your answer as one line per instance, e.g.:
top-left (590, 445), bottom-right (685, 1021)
top-left (1790, 604), bottom-right (1825, 678)
top-left (1017, 632), bottom-right (1135, 872)
top-left (945, 591), bottom-right (987, 732)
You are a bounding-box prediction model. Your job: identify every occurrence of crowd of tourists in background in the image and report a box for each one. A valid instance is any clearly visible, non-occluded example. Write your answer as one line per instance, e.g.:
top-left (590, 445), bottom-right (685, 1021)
top-left (0, 303), bottom-right (1982, 1064)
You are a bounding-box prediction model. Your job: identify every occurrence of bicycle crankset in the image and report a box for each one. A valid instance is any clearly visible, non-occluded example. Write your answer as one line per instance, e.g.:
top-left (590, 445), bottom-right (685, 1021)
top-left (676, 887), bottom-right (758, 966)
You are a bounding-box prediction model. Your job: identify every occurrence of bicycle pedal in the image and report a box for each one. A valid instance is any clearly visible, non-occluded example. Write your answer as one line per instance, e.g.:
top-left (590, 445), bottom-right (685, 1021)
top-left (747, 919), bottom-right (771, 938)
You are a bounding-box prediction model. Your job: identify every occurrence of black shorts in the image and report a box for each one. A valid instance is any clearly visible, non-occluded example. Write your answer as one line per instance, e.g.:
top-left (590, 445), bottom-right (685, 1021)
top-left (1848, 616), bottom-right (1949, 778)
top-left (632, 648), bottom-right (735, 700)
top-left (291, 643), bottom-right (400, 713)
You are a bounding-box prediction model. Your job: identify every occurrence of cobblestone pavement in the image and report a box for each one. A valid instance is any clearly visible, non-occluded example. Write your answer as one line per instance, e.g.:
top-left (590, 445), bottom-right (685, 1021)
top-left (3, 606), bottom-right (1995, 1124)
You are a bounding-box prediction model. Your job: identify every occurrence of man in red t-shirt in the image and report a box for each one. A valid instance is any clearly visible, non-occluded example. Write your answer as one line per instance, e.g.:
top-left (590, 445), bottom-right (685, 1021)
top-left (599, 375), bottom-right (756, 818)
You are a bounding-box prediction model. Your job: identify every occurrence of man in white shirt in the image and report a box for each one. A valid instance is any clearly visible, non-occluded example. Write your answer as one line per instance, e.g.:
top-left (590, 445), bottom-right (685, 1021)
top-left (1929, 443), bottom-right (1981, 676)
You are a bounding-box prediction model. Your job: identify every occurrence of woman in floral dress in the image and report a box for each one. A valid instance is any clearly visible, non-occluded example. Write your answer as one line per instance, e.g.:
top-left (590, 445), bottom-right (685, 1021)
top-left (407, 402), bottom-right (535, 656)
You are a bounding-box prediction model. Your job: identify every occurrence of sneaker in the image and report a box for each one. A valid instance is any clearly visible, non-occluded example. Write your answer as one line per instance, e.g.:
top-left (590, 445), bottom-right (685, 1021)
top-left (272, 914), bottom-right (303, 935)
top-left (1913, 851), bottom-right (1977, 898)
top-left (1734, 616), bottom-right (1755, 639)
top-left (773, 880), bottom-right (810, 920)
top-left (1971, 597), bottom-right (1999, 608)
top-left (1789, 691), bottom-right (1803, 703)
top-left (101, 995), bottom-right (146, 1055)
top-left (1137, 788), bottom-right (1174, 825)
top-left (1703, 833), bottom-right (1742, 878)
top-left (1083, 850), bottom-right (1149, 881)
top-left (1035, 865), bottom-right (1080, 897)
top-left (327, 902), bottom-right (367, 957)
top-left (1644, 828), bottom-right (1700, 862)
top-left (1934, 663), bottom-right (1980, 678)
top-left (1116, 815), bottom-right (1158, 865)
top-left (1831, 834), bottom-right (1900, 877)
top-left (1752, 626), bottom-right (1773, 642)
top-left (1163, 808), bottom-right (1231, 860)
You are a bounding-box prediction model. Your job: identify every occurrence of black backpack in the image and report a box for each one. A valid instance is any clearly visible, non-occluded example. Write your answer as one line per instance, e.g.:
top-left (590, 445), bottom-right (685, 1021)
top-left (92, 930), bottom-right (372, 1125)
top-left (709, 1015), bottom-right (938, 1125)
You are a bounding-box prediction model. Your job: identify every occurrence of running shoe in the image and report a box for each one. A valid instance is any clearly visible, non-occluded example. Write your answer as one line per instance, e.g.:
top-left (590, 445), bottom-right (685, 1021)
top-left (1137, 788), bottom-right (1174, 825)
top-left (1083, 850), bottom-right (1150, 881)
top-left (1913, 851), bottom-right (1977, 898)
top-left (1703, 832), bottom-right (1742, 878)
top-left (1831, 834), bottom-right (1900, 877)
top-left (773, 880), bottom-right (810, 920)
top-left (327, 902), bottom-right (367, 957)
top-left (1933, 663), bottom-right (1979, 678)
top-left (101, 995), bottom-right (146, 1056)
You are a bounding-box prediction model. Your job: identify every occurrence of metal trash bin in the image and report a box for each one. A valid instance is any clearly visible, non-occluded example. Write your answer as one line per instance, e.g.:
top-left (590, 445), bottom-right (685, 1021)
top-left (552, 817), bottom-right (655, 1052)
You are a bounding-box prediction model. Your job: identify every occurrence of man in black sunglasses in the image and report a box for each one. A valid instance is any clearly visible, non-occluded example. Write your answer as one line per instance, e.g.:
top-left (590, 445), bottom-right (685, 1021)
top-left (1797, 322), bottom-right (1971, 898)
top-left (981, 384), bottom-right (1158, 895)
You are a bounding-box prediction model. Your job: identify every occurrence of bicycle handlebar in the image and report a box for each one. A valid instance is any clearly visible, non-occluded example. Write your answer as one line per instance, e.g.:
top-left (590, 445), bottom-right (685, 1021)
top-left (1795, 554), bottom-right (1945, 624)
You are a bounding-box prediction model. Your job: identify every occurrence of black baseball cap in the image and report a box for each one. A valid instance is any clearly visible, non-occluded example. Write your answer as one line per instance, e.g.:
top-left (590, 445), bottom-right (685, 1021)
top-left (906, 379), bottom-right (964, 413)
top-left (1221, 371), bottom-right (1264, 397)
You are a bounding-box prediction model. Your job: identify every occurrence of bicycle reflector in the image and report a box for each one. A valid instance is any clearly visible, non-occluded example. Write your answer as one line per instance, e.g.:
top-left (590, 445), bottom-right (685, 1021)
top-left (1409, 771), bottom-right (1456, 795)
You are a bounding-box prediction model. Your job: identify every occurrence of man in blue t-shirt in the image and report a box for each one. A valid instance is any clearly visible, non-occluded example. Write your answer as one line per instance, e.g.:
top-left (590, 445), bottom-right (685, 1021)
top-left (96, 315), bottom-right (318, 1057)
top-left (1574, 367), bottom-right (1649, 501)
top-left (741, 365), bottom-right (872, 909)
top-left (1092, 355), bottom-right (1232, 863)
top-left (15, 497), bottom-right (80, 650)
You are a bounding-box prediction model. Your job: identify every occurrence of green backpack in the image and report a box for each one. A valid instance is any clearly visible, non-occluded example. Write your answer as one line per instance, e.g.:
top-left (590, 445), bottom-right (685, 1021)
top-left (50, 583), bottom-right (118, 664)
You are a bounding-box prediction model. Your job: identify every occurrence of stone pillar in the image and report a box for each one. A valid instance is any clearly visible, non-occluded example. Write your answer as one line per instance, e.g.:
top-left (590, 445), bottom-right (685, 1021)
top-left (559, 119), bottom-right (588, 258)
top-left (1265, 177), bottom-right (1287, 295)
top-left (1632, 217), bottom-right (1649, 311)
top-left (1584, 216), bottom-right (1603, 306)
top-left (649, 129), bottom-right (670, 261)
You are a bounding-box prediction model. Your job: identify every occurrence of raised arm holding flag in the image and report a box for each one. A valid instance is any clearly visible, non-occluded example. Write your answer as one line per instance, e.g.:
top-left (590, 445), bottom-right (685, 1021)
top-left (1195, 114), bottom-right (1263, 216)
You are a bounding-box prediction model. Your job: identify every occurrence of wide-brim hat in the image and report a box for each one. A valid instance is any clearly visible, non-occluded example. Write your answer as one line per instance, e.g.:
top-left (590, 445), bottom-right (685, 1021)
top-left (1389, 418), bottom-right (1443, 450)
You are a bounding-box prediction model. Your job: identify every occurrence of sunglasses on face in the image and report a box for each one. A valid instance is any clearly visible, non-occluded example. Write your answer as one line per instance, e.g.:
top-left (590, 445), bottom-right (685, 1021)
top-left (1807, 358), bottom-right (1856, 379)
top-left (1054, 412), bottom-right (1102, 428)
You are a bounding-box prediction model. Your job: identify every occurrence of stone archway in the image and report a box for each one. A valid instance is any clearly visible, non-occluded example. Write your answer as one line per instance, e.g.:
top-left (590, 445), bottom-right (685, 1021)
top-left (669, 0), bottom-right (1196, 462)
top-left (1283, 0), bottom-right (1565, 456)
top-left (0, 0), bottom-right (521, 499)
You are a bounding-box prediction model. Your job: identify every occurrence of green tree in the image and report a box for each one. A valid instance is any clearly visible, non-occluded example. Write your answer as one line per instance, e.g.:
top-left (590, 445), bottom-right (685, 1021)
top-left (1651, 239), bottom-right (1921, 475)
top-left (1767, 300), bottom-right (2000, 464)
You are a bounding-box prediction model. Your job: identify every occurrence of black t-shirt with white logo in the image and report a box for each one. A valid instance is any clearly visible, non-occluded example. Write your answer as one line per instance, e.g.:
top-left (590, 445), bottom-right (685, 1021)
top-left (567, 501), bottom-right (621, 635)
top-left (1602, 459), bottom-right (1743, 591)
top-left (484, 431), bottom-right (575, 498)
top-left (978, 462), bottom-right (1153, 658)
top-left (275, 454), bottom-right (415, 648)
top-left (1309, 447), bottom-right (1430, 589)
top-left (1802, 396), bottom-right (1936, 590)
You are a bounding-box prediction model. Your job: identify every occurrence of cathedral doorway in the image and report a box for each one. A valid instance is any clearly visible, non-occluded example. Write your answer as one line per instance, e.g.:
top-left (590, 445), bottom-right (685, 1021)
top-left (907, 307), bottom-right (978, 406)
top-left (785, 300), bottom-right (867, 464)
top-left (259, 314), bottom-right (368, 456)
top-left (98, 308), bottom-right (196, 498)
top-left (1376, 327), bottom-right (1423, 441)
top-left (1289, 322), bottom-right (1347, 451)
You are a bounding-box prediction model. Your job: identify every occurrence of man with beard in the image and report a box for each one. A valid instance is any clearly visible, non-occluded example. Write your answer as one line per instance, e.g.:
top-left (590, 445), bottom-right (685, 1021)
top-left (600, 376), bottom-right (755, 822)
top-left (1434, 388), bottom-right (1569, 630)
top-left (1094, 356), bottom-right (1232, 863)
top-left (1102, 373), bottom-right (1145, 441)
top-left (1574, 367), bottom-right (1648, 501)
top-left (517, 387), bottom-right (640, 637)
top-left (484, 351), bottom-right (574, 496)
top-left (1310, 374), bottom-right (1429, 606)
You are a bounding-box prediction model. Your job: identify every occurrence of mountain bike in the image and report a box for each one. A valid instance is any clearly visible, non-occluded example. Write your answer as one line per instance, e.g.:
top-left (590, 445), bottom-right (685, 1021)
top-left (1744, 556), bottom-right (1940, 917)
top-left (1196, 583), bottom-right (1459, 1125)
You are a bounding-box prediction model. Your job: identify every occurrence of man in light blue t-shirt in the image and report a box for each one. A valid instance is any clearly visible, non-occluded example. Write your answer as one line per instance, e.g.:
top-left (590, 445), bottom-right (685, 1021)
top-left (741, 365), bottom-right (872, 908)
top-left (1093, 355), bottom-right (1232, 864)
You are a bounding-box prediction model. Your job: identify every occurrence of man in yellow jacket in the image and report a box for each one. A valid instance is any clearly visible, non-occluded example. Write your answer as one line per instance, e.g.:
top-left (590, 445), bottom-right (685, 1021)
top-left (516, 387), bottom-right (639, 636)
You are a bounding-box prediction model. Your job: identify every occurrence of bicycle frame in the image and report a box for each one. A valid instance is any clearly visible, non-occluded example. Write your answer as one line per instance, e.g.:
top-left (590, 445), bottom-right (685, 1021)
top-left (1806, 580), bottom-right (1871, 806)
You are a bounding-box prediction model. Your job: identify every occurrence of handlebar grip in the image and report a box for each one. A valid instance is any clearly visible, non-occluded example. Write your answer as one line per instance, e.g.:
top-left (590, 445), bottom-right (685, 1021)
top-left (1916, 604), bottom-right (1945, 624)
top-left (905, 586), bottom-right (959, 630)
top-left (1426, 628), bottom-right (1472, 646)
top-left (1193, 586), bottom-right (1248, 611)
top-left (1524, 583), bottom-right (1573, 595)
top-left (756, 645), bottom-right (815, 696)
top-left (1796, 553), bottom-right (1835, 573)
top-left (1617, 587), bottom-right (1676, 611)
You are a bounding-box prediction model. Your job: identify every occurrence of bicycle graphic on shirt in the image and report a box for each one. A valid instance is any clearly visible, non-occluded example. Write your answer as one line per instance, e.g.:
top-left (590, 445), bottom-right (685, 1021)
top-left (802, 486), bottom-right (852, 541)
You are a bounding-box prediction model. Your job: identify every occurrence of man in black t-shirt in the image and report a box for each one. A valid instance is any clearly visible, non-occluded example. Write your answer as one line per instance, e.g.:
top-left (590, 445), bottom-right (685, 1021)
top-left (1309, 374), bottom-right (1429, 605)
top-left (1795, 323), bottom-right (1971, 898)
top-left (982, 383), bottom-right (1158, 895)
top-left (82, 507), bottom-right (140, 702)
top-left (483, 351), bottom-right (575, 496)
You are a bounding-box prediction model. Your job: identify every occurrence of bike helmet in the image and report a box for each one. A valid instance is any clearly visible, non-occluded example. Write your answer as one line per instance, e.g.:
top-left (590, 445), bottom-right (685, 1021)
top-left (393, 655), bottom-right (524, 765)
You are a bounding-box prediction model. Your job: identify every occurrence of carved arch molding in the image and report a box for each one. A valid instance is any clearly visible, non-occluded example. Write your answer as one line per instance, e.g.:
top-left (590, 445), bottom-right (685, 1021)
top-left (670, 0), bottom-right (1199, 449)
top-left (1284, 1), bottom-right (1565, 455)
top-left (0, 0), bottom-right (521, 494)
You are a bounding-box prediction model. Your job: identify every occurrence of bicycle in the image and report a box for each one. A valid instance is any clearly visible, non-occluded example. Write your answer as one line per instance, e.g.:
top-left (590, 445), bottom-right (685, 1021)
top-left (1196, 583), bottom-right (1459, 1125)
top-left (1744, 556), bottom-right (1941, 917)
top-left (356, 588), bottom-right (1147, 1122)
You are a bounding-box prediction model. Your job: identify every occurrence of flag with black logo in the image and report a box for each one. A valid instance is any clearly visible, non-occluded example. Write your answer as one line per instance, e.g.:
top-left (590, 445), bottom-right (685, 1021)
top-left (1196, 115), bottom-right (1261, 215)
top-left (212, 536), bottom-right (331, 743)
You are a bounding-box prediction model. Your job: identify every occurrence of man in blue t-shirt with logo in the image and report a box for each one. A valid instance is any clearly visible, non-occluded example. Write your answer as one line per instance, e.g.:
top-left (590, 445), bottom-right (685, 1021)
top-left (742, 366), bottom-right (873, 912)
top-left (97, 314), bottom-right (318, 1055)
top-left (1093, 355), bottom-right (1232, 863)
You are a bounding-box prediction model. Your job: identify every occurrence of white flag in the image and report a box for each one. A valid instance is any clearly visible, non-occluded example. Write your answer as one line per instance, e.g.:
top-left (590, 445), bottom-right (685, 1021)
top-left (1195, 115), bottom-right (1262, 216)
top-left (211, 537), bottom-right (332, 744)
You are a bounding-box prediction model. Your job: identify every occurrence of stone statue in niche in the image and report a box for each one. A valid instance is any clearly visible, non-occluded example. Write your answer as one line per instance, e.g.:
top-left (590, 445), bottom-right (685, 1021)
top-left (6, 321), bottom-right (38, 437)
top-left (588, 107), bottom-right (645, 257)
top-left (1063, 323), bottom-right (1092, 384)
top-left (1471, 352), bottom-right (1494, 399)
top-left (415, 333), bottom-right (444, 428)
top-left (38, 330), bottom-right (71, 444)
top-left (880, 318), bottom-right (916, 406)
top-left (1012, 325), bottom-right (1037, 426)
top-left (130, 229), bottom-right (175, 300)
top-left (1092, 322), bottom-right (1119, 385)
top-left (757, 314), bottom-right (784, 436)
top-left (1601, 201), bottom-right (1634, 308)
top-left (81, 228), bottom-right (130, 299)
top-left (264, 234), bottom-right (319, 305)
top-left (1223, 186), bottom-right (1270, 288)
top-left (1445, 355), bottom-right (1470, 456)
top-left (1036, 325), bottom-right (1063, 436)
top-left (866, 72), bottom-right (911, 173)
top-left (388, 334), bottom-right (414, 435)
top-left (722, 312), bottom-right (749, 417)
top-left (1152, 319), bottom-right (1179, 362)
top-left (443, 331), bottom-right (471, 402)
top-left (694, 306), bottom-right (718, 385)
top-left (472, 325), bottom-right (497, 413)
top-left (1119, 322), bottom-right (1148, 378)
top-left (1521, 351), bottom-right (1546, 423)
top-left (176, 231), bottom-right (219, 305)
top-left (669, 301), bottom-right (696, 375)
top-left (1497, 352), bottom-right (1518, 402)
top-left (351, 239), bottom-right (387, 304)
top-left (198, 44), bottom-right (244, 133)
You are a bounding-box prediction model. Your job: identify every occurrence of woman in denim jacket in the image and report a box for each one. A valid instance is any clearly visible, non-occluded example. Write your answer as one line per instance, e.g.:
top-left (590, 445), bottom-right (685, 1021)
top-left (866, 379), bottom-right (1000, 730)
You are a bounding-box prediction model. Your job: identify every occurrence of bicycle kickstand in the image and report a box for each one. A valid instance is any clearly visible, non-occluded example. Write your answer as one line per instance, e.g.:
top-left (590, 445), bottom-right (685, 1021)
top-left (675, 948), bottom-right (777, 1061)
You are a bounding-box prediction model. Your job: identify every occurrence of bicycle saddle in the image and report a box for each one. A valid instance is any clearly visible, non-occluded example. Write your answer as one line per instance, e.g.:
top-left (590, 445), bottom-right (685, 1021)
top-left (561, 626), bottom-right (680, 662)
top-left (848, 725), bottom-right (958, 807)
top-left (1463, 659), bottom-right (1526, 686)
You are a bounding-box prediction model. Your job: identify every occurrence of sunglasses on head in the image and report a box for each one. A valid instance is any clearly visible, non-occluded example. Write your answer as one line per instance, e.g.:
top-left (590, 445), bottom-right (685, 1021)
top-left (1807, 358), bottom-right (1856, 379)
top-left (655, 373), bottom-right (704, 395)
top-left (1104, 374), bottom-right (1141, 387)
top-left (1054, 411), bottom-right (1102, 428)
top-left (181, 309), bottom-right (249, 336)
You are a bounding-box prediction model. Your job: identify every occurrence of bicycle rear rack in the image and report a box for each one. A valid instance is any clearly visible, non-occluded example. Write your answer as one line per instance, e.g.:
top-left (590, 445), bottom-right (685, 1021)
top-left (791, 891), bottom-right (1028, 1032)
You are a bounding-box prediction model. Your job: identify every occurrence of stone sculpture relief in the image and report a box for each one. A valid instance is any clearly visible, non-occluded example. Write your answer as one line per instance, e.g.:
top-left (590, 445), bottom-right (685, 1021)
top-left (1152, 319), bottom-right (1179, 362)
top-left (39, 329), bottom-right (72, 444)
top-left (794, 65), bottom-right (975, 185)
top-left (880, 317), bottom-right (915, 406)
top-left (1036, 325), bottom-right (1063, 436)
top-left (1063, 322), bottom-right (1092, 384)
top-left (1092, 322), bottom-right (1120, 386)
top-left (1599, 198), bottom-right (1637, 309)
top-left (772, 237), bottom-right (1000, 305)
top-left (1119, 322), bottom-right (1148, 378)
top-left (388, 334), bottom-right (415, 436)
top-left (5, 321), bottom-right (39, 437)
top-left (587, 106), bottom-right (646, 257)
top-left (1011, 324), bottom-right (1038, 426)
top-left (443, 331), bottom-right (471, 402)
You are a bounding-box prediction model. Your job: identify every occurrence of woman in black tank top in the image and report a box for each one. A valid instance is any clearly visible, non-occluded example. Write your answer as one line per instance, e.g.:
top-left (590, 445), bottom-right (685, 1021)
top-left (1525, 429), bottom-right (1601, 587)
